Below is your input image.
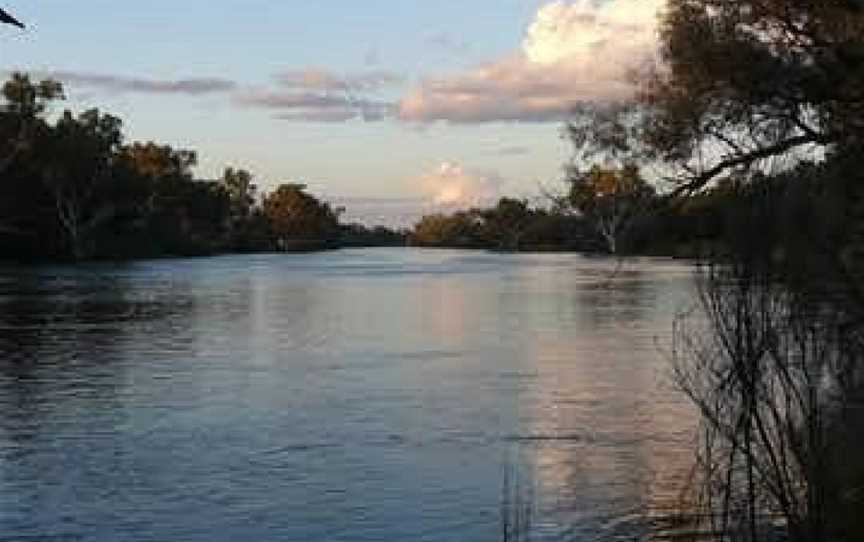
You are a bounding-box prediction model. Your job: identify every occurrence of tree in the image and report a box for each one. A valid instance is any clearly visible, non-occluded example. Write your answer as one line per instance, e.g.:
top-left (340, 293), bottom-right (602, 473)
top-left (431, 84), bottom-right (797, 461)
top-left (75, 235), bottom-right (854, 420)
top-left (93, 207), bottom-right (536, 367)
top-left (39, 109), bottom-right (126, 260)
top-left (409, 211), bottom-right (484, 248)
top-left (221, 167), bottom-right (257, 219)
top-left (219, 167), bottom-right (270, 250)
top-left (479, 198), bottom-right (533, 250)
top-left (0, 73), bottom-right (63, 180)
top-left (642, 0), bottom-right (864, 193)
top-left (262, 183), bottom-right (341, 248)
top-left (566, 164), bottom-right (655, 253)
top-left (119, 142), bottom-right (233, 256)
top-left (0, 74), bottom-right (64, 240)
top-left (119, 141), bottom-right (196, 181)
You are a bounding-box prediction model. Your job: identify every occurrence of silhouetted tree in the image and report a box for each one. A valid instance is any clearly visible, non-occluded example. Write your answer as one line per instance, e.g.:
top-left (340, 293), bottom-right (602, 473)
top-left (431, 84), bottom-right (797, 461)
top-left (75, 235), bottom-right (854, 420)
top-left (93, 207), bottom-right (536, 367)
top-left (39, 109), bottom-right (126, 260)
top-left (566, 165), bottom-right (655, 253)
top-left (0, 74), bottom-right (64, 243)
top-left (479, 198), bottom-right (533, 250)
top-left (262, 183), bottom-right (341, 249)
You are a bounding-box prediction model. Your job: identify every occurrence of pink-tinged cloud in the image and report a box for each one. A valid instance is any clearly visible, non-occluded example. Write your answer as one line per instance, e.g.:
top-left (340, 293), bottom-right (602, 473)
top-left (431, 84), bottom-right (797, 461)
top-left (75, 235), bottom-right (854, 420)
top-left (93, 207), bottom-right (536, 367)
top-left (418, 162), bottom-right (502, 207)
top-left (236, 67), bottom-right (400, 122)
top-left (399, 0), bottom-right (665, 123)
top-left (275, 67), bottom-right (402, 92)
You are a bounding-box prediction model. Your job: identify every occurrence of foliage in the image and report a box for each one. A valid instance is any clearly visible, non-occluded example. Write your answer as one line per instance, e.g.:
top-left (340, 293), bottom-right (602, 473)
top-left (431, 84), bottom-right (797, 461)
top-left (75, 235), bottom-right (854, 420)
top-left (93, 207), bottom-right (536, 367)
top-left (339, 223), bottom-right (406, 247)
top-left (565, 165), bottom-right (656, 253)
top-left (410, 210), bottom-right (485, 248)
top-left (262, 183), bottom-right (342, 249)
top-left (646, 0), bottom-right (864, 192)
top-left (0, 72), bottom-right (359, 261)
top-left (409, 198), bottom-right (593, 251)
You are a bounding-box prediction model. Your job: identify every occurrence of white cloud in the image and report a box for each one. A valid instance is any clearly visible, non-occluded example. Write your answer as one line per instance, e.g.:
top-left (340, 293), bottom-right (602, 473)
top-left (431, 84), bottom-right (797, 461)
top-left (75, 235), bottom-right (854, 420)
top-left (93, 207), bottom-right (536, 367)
top-left (417, 162), bottom-right (502, 207)
top-left (399, 0), bottom-right (665, 123)
top-left (523, 0), bottom-right (663, 65)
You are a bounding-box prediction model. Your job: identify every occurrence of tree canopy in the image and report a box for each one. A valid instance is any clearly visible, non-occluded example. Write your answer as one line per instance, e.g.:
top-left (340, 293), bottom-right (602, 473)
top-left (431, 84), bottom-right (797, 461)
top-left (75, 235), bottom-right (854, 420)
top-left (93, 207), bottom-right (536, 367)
top-left (565, 0), bottom-right (864, 196)
top-left (0, 72), bottom-right (375, 260)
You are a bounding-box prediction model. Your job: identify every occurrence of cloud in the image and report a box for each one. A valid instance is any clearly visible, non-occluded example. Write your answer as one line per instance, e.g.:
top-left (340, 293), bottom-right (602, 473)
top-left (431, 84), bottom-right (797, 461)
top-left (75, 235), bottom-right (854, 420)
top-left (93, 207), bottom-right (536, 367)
top-left (399, 0), bottom-right (665, 123)
top-left (39, 71), bottom-right (237, 95)
top-left (238, 67), bottom-right (401, 122)
top-left (275, 67), bottom-right (402, 93)
top-left (272, 109), bottom-right (364, 123)
top-left (417, 161), bottom-right (502, 206)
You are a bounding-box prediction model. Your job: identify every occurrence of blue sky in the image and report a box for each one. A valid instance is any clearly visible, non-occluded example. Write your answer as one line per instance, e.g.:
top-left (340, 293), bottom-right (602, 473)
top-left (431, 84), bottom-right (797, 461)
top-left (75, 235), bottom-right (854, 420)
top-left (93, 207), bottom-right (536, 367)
top-left (0, 0), bottom-right (662, 224)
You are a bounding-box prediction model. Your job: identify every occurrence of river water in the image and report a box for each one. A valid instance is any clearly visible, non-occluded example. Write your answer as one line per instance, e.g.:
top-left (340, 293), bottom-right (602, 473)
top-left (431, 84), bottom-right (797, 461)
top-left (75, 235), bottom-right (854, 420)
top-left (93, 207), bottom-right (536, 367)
top-left (0, 248), bottom-right (699, 541)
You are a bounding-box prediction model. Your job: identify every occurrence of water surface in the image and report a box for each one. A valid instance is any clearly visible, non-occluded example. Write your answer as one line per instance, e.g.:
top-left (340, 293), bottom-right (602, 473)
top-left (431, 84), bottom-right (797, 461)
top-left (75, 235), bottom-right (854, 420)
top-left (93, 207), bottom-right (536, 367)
top-left (0, 248), bottom-right (698, 541)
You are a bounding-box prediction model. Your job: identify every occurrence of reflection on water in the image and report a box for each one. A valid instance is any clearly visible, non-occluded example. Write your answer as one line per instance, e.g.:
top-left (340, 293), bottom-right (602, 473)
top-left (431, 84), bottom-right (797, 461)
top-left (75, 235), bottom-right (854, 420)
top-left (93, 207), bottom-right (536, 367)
top-left (0, 249), bottom-right (697, 541)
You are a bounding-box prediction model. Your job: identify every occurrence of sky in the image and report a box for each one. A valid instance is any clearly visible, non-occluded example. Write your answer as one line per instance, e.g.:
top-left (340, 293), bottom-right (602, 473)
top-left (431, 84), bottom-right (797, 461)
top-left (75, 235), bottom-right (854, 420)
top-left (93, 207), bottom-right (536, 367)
top-left (0, 0), bottom-right (665, 225)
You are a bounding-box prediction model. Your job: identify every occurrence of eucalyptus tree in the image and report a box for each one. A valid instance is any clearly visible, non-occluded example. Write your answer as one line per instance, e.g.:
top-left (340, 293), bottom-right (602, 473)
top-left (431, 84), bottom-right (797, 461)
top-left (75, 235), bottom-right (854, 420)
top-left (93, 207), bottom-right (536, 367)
top-left (623, 2), bottom-right (864, 540)
top-left (645, 0), bottom-right (864, 192)
top-left (40, 109), bottom-right (126, 260)
top-left (262, 183), bottom-right (341, 248)
top-left (566, 165), bottom-right (655, 254)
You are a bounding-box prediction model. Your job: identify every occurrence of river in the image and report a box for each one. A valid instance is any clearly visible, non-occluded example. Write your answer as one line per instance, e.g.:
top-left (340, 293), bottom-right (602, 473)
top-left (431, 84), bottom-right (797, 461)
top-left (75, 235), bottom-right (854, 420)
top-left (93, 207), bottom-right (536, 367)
top-left (0, 248), bottom-right (699, 541)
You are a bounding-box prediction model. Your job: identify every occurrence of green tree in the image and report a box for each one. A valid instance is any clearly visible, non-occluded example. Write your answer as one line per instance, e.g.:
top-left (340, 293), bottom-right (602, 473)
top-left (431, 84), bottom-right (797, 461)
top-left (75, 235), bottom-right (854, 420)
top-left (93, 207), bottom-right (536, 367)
top-left (39, 109), bottom-right (126, 259)
top-left (566, 165), bottom-right (655, 253)
top-left (479, 198), bottom-right (533, 250)
top-left (262, 183), bottom-right (341, 248)
top-left (119, 142), bottom-right (231, 256)
top-left (221, 167), bottom-right (257, 219)
top-left (219, 167), bottom-right (271, 250)
top-left (0, 74), bottom-right (64, 242)
top-left (643, 0), bottom-right (864, 192)
top-left (409, 211), bottom-right (484, 248)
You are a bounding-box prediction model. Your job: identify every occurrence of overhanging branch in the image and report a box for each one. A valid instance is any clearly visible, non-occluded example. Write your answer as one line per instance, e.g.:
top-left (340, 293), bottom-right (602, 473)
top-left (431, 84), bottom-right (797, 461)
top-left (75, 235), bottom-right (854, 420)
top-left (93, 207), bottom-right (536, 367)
top-left (671, 133), bottom-right (831, 196)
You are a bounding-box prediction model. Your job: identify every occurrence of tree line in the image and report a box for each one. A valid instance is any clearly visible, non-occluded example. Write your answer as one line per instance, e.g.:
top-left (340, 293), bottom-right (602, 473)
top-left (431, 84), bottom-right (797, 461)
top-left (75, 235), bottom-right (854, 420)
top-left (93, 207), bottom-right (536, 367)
top-left (406, 167), bottom-right (751, 258)
top-left (0, 73), bottom-right (402, 262)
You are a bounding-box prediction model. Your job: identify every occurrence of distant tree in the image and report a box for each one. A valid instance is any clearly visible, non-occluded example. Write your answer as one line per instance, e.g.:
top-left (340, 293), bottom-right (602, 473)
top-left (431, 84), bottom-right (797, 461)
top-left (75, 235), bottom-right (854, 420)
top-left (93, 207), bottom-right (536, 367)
top-left (409, 211), bottom-right (484, 248)
top-left (118, 142), bottom-right (232, 256)
top-left (119, 141), bottom-right (196, 181)
top-left (219, 167), bottom-right (271, 250)
top-left (566, 164), bottom-right (655, 253)
top-left (221, 167), bottom-right (257, 219)
top-left (262, 183), bottom-right (341, 247)
top-left (39, 109), bottom-right (125, 259)
top-left (0, 74), bottom-right (64, 241)
top-left (480, 198), bottom-right (533, 250)
top-left (0, 73), bottom-right (63, 174)
top-left (340, 223), bottom-right (406, 247)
